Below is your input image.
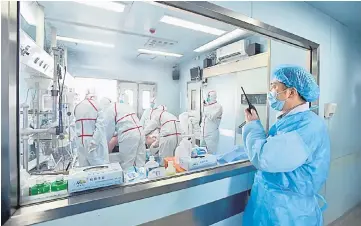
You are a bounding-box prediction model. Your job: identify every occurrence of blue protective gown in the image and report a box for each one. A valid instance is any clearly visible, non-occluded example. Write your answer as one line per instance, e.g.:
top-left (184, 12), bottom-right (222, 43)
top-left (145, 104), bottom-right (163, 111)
top-left (242, 108), bottom-right (330, 226)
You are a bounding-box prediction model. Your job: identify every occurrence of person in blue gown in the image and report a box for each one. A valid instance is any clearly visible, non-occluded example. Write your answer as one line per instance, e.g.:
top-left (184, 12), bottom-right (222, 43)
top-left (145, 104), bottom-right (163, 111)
top-left (242, 65), bottom-right (330, 226)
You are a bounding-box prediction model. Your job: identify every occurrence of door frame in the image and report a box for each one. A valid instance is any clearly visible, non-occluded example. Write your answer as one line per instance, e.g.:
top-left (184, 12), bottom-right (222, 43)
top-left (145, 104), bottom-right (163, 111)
top-left (186, 81), bottom-right (203, 113)
top-left (117, 80), bottom-right (157, 117)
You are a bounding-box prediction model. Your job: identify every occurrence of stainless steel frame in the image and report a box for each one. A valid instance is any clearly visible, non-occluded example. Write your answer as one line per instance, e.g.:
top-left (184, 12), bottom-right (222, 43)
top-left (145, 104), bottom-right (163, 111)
top-left (1, 1), bottom-right (20, 224)
top-left (2, 1), bottom-right (320, 225)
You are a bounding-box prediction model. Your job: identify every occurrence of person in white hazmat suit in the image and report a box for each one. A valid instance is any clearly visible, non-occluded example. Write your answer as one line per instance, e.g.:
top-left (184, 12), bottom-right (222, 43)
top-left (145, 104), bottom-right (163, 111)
top-left (74, 90), bottom-right (109, 167)
top-left (200, 90), bottom-right (223, 154)
top-left (98, 97), bottom-right (116, 145)
top-left (106, 94), bottom-right (146, 169)
top-left (144, 109), bottom-right (181, 164)
top-left (139, 97), bottom-right (156, 128)
top-left (179, 112), bottom-right (201, 137)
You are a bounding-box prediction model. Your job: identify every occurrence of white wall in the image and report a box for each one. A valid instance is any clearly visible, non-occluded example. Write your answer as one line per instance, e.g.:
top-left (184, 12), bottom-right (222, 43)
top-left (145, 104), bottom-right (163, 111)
top-left (68, 59), bottom-right (181, 116)
top-left (212, 1), bottom-right (361, 225)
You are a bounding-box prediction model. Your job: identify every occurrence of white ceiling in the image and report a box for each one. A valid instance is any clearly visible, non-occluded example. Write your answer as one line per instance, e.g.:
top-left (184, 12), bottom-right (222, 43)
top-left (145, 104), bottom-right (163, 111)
top-left (39, 1), bottom-right (247, 73)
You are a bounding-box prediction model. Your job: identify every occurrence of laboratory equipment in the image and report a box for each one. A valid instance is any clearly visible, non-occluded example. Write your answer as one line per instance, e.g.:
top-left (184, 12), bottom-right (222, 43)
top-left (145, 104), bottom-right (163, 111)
top-left (51, 176), bottom-right (68, 192)
top-left (191, 147), bottom-right (208, 158)
top-left (124, 167), bottom-right (146, 183)
top-left (145, 156), bottom-right (159, 176)
top-left (20, 44), bottom-right (77, 175)
top-left (164, 157), bottom-right (186, 173)
top-left (148, 167), bottom-right (166, 179)
top-left (165, 161), bottom-right (176, 176)
top-left (179, 154), bottom-right (217, 171)
top-left (68, 163), bottom-right (123, 193)
top-left (29, 179), bottom-right (51, 196)
top-left (145, 156), bottom-right (165, 179)
top-left (174, 138), bottom-right (192, 164)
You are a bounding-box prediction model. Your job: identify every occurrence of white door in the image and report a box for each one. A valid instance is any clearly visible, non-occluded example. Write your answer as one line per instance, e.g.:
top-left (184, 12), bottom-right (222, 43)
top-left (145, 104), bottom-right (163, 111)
top-left (138, 83), bottom-right (156, 118)
top-left (235, 67), bottom-right (269, 145)
top-left (187, 82), bottom-right (202, 141)
top-left (118, 82), bottom-right (138, 113)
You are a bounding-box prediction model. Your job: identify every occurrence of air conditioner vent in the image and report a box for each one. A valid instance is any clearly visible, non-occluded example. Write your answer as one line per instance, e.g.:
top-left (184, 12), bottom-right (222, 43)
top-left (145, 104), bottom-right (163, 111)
top-left (145, 37), bottom-right (177, 48)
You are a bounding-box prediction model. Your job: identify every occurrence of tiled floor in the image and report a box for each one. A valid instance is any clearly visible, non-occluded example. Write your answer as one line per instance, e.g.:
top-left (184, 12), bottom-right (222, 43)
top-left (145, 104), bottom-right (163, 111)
top-left (328, 204), bottom-right (361, 226)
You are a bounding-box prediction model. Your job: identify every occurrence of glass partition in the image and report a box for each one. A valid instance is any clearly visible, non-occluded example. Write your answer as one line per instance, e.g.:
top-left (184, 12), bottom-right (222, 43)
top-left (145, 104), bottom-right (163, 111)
top-left (18, 1), bottom-right (314, 205)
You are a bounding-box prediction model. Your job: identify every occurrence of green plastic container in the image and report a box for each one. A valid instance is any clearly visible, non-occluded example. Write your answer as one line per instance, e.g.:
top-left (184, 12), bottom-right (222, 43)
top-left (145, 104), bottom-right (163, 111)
top-left (51, 177), bottom-right (68, 192)
top-left (29, 179), bottom-right (51, 196)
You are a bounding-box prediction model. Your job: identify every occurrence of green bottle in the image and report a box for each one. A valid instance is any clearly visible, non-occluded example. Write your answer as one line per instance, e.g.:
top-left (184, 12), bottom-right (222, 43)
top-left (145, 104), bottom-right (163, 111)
top-left (29, 179), bottom-right (51, 196)
top-left (51, 176), bottom-right (68, 192)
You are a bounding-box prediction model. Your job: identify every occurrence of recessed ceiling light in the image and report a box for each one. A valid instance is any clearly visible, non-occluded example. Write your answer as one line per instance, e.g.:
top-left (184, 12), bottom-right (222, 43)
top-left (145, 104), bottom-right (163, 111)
top-left (194, 29), bottom-right (246, 52)
top-left (160, 15), bottom-right (226, 36)
top-left (138, 49), bottom-right (183, 58)
top-left (74, 1), bottom-right (125, 13)
top-left (56, 36), bottom-right (115, 48)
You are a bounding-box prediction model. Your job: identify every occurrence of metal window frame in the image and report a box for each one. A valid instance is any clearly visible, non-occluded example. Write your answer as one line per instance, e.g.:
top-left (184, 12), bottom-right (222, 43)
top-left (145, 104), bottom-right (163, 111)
top-left (1, 1), bottom-right (20, 224)
top-left (2, 1), bottom-right (320, 225)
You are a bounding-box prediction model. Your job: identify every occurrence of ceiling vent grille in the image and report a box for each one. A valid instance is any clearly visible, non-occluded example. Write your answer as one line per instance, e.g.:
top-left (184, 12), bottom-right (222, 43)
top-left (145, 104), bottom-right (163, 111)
top-left (144, 37), bottom-right (177, 48)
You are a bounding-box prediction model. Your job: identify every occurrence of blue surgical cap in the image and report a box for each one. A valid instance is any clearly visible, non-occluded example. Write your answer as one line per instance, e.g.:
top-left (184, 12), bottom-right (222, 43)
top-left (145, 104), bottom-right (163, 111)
top-left (272, 65), bottom-right (320, 102)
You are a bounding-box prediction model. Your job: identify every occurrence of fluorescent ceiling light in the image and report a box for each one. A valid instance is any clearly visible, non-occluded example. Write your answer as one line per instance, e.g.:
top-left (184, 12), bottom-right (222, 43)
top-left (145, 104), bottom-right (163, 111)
top-left (56, 36), bottom-right (115, 48)
top-left (74, 1), bottom-right (125, 12)
top-left (194, 29), bottom-right (246, 52)
top-left (20, 2), bottom-right (37, 26)
top-left (160, 15), bottom-right (226, 36)
top-left (138, 49), bottom-right (183, 58)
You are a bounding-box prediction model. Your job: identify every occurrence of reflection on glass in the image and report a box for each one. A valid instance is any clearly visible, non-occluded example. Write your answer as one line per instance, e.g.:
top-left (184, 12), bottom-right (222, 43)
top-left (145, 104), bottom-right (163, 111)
top-left (142, 90), bottom-right (150, 109)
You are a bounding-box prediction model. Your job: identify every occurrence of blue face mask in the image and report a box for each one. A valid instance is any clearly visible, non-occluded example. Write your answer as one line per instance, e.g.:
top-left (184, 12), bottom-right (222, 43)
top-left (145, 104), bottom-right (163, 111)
top-left (206, 97), bottom-right (210, 103)
top-left (268, 90), bottom-right (287, 111)
top-left (150, 103), bottom-right (155, 108)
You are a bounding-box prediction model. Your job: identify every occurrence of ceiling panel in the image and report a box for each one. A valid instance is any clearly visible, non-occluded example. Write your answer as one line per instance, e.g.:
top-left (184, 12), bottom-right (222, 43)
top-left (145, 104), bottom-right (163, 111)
top-left (40, 1), bottom-right (129, 30)
top-left (39, 1), bottom-right (246, 71)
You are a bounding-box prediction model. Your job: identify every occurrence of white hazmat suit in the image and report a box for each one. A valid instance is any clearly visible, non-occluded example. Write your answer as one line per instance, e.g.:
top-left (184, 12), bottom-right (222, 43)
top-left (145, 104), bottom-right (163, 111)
top-left (140, 97), bottom-right (156, 129)
top-left (144, 109), bottom-right (181, 164)
top-left (200, 91), bottom-right (223, 154)
top-left (98, 97), bottom-right (115, 144)
top-left (179, 112), bottom-right (201, 138)
top-left (112, 102), bottom-right (146, 169)
top-left (74, 95), bottom-right (109, 167)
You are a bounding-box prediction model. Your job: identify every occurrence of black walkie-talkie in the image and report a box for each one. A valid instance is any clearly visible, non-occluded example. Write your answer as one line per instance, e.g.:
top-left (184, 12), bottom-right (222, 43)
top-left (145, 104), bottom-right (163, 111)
top-left (241, 87), bottom-right (258, 116)
top-left (239, 87), bottom-right (259, 129)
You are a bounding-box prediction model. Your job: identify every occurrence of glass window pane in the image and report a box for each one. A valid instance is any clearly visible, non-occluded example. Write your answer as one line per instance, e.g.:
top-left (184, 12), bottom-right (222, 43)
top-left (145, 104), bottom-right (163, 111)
top-left (124, 89), bottom-right (134, 106)
top-left (142, 91), bottom-right (150, 109)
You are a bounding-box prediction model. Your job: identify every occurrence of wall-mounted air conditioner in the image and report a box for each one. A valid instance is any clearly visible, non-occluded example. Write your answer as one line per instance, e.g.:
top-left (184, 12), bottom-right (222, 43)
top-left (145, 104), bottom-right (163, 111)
top-left (20, 29), bottom-right (54, 78)
top-left (216, 39), bottom-right (249, 63)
